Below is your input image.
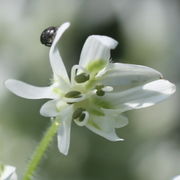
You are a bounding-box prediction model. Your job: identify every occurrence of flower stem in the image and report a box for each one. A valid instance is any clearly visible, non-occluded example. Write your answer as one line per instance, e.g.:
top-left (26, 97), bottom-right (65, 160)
top-left (22, 119), bottom-right (60, 180)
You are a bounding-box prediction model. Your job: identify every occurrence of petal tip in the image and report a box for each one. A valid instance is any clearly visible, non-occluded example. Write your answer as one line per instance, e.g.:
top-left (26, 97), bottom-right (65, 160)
top-left (58, 143), bottom-right (69, 156)
top-left (4, 79), bottom-right (13, 88)
top-left (171, 83), bottom-right (176, 94)
top-left (143, 79), bottom-right (176, 95)
top-left (4, 79), bottom-right (17, 92)
top-left (115, 137), bottom-right (124, 141)
top-left (60, 22), bottom-right (70, 29)
top-left (89, 35), bottom-right (118, 49)
top-left (61, 150), bottom-right (68, 156)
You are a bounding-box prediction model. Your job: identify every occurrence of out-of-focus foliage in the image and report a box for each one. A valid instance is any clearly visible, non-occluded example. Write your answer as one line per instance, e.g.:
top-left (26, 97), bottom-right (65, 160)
top-left (0, 0), bottom-right (179, 180)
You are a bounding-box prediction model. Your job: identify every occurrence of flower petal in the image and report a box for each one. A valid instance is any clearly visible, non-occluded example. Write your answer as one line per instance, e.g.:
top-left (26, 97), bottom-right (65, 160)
top-left (102, 79), bottom-right (176, 111)
top-left (173, 175), bottom-right (180, 180)
top-left (5, 79), bottom-right (57, 99)
top-left (98, 63), bottom-right (163, 91)
top-left (40, 100), bottom-right (58, 117)
top-left (103, 110), bottom-right (129, 128)
top-left (0, 165), bottom-right (17, 180)
top-left (86, 123), bottom-right (122, 141)
top-left (40, 100), bottom-right (68, 117)
top-left (86, 110), bottom-right (127, 141)
top-left (79, 35), bottom-right (118, 72)
top-left (49, 22), bottom-right (70, 82)
top-left (57, 106), bottom-right (73, 155)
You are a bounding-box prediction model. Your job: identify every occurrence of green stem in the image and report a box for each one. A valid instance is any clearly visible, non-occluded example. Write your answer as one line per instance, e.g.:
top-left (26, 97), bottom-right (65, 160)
top-left (22, 119), bottom-right (60, 180)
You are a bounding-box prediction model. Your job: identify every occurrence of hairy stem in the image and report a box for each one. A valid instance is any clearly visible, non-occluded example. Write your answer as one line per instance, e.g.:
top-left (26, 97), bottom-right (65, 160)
top-left (22, 119), bottom-right (59, 180)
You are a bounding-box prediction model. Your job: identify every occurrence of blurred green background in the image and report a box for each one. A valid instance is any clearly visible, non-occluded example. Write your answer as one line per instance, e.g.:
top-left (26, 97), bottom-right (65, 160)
top-left (0, 0), bottom-right (179, 179)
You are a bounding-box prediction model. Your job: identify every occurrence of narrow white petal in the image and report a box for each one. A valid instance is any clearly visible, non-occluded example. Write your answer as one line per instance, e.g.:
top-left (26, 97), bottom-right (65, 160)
top-left (57, 120), bottom-right (71, 155)
top-left (5, 79), bottom-right (56, 99)
top-left (57, 106), bottom-right (73, 155)
top-left (87, 123), bottom-right (122, 141)
top-left (79, 35), bottom-right (118, 70)
top-left (49, 22), bottom-right (70, 82)
top-left (86, 111), bottom-right (127, 141)
top-left (98, 63), bottom-right (163, 91)
top-left (103, 79), bottom-right (176, 111)
top-left (40, 100), bottom-right (59, 117)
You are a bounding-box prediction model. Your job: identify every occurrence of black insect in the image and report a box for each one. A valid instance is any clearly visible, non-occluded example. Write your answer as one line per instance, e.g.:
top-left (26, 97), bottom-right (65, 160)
top-left (40, 26), bottom-right (57, 47)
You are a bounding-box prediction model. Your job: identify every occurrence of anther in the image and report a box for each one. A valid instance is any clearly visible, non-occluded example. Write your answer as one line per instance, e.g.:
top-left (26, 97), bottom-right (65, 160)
top-left (95, 85), bottom-right (104, 90)
top-left (73, 109), bottom-right (89, 126)
top-left (75, 73), bottom-right (90, 83)
top-left (95, 85), bottom-right (105, 96)
top-left (79, 113), bottom-right (86, 122)
top-left (96, 90), bottom-right (105, 96)
top-left (72, 108), bottom-right (85, 119)
top-left (65, 91), bottom-right (81, 98)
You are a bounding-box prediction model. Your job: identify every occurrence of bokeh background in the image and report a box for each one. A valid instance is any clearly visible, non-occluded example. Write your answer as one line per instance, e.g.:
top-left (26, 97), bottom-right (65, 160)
top-left (0, 0), bottom-right (179, 179)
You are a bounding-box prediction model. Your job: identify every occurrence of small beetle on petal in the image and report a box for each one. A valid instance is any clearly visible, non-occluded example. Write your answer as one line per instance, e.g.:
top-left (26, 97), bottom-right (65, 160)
top-left (40, 26), bottom-right (57, 47)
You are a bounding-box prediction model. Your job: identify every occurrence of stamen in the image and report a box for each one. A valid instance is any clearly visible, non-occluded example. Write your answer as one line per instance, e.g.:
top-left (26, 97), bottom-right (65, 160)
top-left (79, 113), bottom-right (86, 122)
top-left (72, 108), bottom-right (85, 119)
top-left (67, 102), bottom-right (75, 105)
top-left (95, 85), bottom-right (113, 96)
top-left (71, 65), bottom-right (89, 84)
top-left (96, 90), bottom-right (105, 96)
top-left (73, 110), bottom-right (89, 126)
top-left (95, 85), bottom-right (104, 90)
top-left (64, 94), bottom-right (86, 104)
top-left (65, 91), bottom-right (81, 98)
top-left (75, 73), bottom-right (90, 83)
top-left (95, 85), bottom-right (105, 96)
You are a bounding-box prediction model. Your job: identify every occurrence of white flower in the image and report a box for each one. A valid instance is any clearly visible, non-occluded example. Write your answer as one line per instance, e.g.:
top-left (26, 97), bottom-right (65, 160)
top-left (0, 164), bottom-right (17, 180)
top-left (173, 175), bottom-right (180, 180)
top-left (5, 22), bottom-right (176, 155)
